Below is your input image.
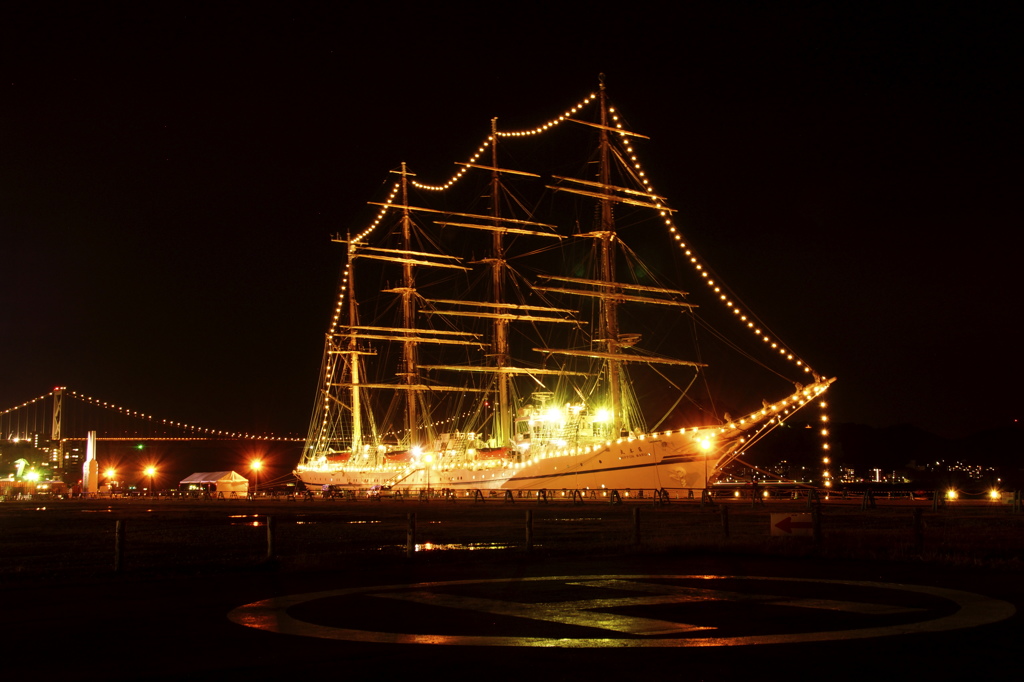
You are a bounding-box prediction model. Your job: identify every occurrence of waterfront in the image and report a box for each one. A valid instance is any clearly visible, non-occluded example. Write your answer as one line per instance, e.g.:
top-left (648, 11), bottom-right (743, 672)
top-left (3, 496), bottom-right (1022, 680)
top-left (3, 496), bottom-right (1022, 582)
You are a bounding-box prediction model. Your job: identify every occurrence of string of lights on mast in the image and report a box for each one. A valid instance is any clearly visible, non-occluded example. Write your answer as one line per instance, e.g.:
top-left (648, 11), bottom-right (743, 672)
top-left (321, 88), bottom-right (832, 448)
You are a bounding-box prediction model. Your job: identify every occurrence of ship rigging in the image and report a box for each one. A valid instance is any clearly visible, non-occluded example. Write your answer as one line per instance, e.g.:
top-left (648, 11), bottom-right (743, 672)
top-left (296, 78), bottom-right (834, 493)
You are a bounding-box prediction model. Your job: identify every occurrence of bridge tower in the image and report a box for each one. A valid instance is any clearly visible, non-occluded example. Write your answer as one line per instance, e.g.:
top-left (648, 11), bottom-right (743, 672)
top-left (51, 387), bottom-right (64, 468)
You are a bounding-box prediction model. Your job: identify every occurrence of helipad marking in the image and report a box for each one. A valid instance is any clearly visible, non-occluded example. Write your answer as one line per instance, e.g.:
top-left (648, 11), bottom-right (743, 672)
top-left (227, 575), bottom-right (1016, 647)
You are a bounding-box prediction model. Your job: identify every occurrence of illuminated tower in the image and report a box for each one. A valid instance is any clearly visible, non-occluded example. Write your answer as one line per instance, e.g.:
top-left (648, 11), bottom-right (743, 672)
top-left (83, 430), bottom-right (99, 494)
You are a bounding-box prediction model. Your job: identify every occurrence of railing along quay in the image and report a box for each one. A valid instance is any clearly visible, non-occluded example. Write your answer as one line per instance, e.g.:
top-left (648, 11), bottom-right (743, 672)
top-left (4, 485), bottom-right (1023, 514)
top-left (1, 491), bottom-right (1022, 580)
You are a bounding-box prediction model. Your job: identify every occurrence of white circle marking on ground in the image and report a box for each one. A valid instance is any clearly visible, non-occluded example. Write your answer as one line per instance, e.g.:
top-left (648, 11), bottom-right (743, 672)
top-left (227, 574), bottom-right (1015, 647)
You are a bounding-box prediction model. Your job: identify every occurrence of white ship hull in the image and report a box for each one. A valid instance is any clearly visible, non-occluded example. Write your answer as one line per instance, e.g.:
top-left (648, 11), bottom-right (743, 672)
top-left (295, 414), bottom-right (794, 493)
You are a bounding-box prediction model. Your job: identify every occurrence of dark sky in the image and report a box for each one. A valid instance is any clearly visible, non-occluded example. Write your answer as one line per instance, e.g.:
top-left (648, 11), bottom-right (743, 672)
top-left (2, 2), bottom-right (1020, 440)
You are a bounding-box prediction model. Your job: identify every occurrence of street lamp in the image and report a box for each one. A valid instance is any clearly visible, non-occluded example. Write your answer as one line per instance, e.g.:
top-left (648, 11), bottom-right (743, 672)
top-left (144, 466), bottom-right (157, 497)
top-left (423, 452), bottom-right (433, 494)
top-left (700, 438), bottom-right (712, 489)
top-left (105, 468), bottom-right (117, 496)
top-left (250, 459), bottom-right (263, 496)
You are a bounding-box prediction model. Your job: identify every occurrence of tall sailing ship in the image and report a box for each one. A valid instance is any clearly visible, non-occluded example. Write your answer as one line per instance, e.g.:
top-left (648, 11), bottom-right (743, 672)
top-left (295, 80), bottom-right (834, 494)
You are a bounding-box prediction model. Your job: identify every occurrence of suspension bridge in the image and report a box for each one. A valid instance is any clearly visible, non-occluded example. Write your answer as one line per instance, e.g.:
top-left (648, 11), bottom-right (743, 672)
top-left (1, 387), bottom-right (302, 488)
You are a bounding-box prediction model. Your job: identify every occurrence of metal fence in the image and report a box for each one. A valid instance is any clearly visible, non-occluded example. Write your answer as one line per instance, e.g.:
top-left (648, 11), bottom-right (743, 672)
top-left (2, 495), bottom-right (1023, 580)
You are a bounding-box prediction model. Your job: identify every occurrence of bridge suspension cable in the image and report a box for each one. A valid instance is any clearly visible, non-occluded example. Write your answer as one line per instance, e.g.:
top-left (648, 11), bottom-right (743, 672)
top-left (1, 387), bottom-right (300, 442)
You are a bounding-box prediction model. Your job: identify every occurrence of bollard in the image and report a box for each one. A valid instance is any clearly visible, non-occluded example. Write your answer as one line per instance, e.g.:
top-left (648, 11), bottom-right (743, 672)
top-left (525, 510), bottom-right (533, 552)
top-left (912, 507), bottom-right (923, 552)
top-left (265, 514), bottom-right (276, 562)
top-left (720, 505), bottom-right (730, 538)
top-left (701, 489), bottom-right (714, 508)
top-left (406, 512), bottom-right (416, 559)
top-left (633, 507), bottom-right (641, 545)
top-left (114, 519), bottom-right (126, 572)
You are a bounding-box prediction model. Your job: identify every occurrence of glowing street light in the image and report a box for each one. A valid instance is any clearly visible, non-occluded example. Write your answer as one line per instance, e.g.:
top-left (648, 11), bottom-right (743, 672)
top-left (423, 452), bottom-right (434, 493)
top-left (700, 438), bottom-right (712, 490)
top-left (144, 466), bottom-right (157, 497)
top-left (250, 459), bottom-right (263, 495)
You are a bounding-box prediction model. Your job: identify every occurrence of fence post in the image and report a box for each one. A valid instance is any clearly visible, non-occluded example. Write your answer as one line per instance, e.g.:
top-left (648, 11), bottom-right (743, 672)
top-left (720, 505), bottom-right (730, 538)
top-left (114, 519), bottom-right (126, 572)
top-left (265, 515), bottom-right (275, 562)
top-left (406, 512), bottom-right (416, 559)
top-left (525, 510), bottom-right (533, 552)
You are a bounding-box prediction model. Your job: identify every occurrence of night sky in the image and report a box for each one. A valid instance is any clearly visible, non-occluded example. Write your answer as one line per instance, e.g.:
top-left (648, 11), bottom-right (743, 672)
top-left (3, 3), bottom-right (1020, 442)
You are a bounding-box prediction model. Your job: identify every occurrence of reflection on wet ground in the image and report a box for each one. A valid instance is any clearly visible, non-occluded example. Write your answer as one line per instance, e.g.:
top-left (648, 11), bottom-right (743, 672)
top-left (411, 542), bottom-right (518, 552)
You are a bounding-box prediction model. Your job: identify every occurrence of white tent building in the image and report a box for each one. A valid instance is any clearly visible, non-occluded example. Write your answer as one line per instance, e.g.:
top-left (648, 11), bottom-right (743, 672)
top-left (179, 471), bottom-right (250, 496)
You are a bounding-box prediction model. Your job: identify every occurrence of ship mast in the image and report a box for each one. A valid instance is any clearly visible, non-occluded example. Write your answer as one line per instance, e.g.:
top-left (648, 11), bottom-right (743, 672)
top-left (537, 78), bottom-right (702, 438)
top-left (596, 79), bottom-right (624, 437)
top-left (488, 118), bottom-right (512, 447)
top-left (345, 236), bottom-right (363, 452)
top-left (398, 162), bottom-right (420, 448)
